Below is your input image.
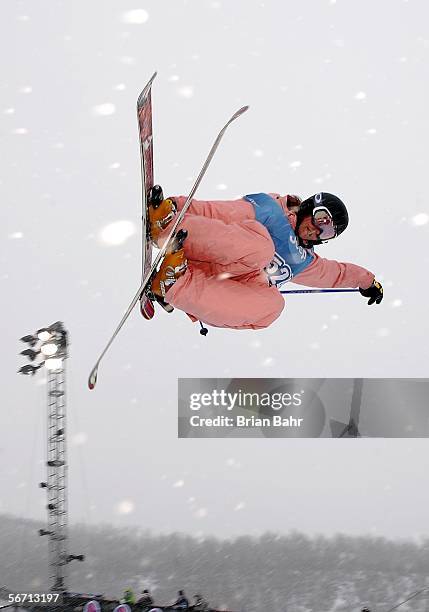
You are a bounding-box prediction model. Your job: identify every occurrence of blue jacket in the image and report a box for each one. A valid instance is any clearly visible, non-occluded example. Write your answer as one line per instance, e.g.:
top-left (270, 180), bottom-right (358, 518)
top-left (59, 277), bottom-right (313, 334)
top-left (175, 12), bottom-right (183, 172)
top-left (244, 193), bottom-right (314, 287)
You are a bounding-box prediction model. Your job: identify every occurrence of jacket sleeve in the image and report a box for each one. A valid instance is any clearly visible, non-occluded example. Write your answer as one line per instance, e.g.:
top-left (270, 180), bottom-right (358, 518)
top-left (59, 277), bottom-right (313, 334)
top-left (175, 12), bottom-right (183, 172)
top-left (293, 253), bottom-right (374, 289)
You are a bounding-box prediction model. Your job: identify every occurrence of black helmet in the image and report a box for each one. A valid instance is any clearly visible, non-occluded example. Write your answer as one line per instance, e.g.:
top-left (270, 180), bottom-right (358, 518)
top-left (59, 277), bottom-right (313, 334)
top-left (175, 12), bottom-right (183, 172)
top-left (296, 192), bottom-right (349, 246)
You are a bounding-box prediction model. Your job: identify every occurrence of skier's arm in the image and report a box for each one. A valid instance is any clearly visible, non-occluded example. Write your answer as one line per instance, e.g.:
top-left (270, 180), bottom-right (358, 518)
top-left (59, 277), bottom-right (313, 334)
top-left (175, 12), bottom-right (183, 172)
top-left (293, 253), bottom-right (375, 290)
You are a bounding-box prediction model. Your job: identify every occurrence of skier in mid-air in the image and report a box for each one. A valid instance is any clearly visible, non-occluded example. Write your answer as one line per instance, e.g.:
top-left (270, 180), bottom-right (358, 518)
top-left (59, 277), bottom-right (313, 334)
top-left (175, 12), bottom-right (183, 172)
top-left (144, 188), bottom-right (383, 329)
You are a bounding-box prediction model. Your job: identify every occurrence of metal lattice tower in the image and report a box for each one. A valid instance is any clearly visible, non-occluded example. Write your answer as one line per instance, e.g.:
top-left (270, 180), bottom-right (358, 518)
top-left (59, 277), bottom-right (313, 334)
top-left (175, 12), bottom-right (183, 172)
top-left (19, 321), bottom-right (84, 594)
top-left (46, 364), bottom-right (68, 592)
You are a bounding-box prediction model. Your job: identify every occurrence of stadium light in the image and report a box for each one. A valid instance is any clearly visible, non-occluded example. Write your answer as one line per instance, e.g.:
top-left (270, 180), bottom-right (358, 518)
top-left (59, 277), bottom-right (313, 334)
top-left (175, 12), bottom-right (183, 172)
top-left (18, 322), bottom-right (68, 375)
top-left (40, 342), bottom-right (59, 357)
top-left (18, 363), bottom-right (43, 376)
top-left (20, 348), bottom-right (40, 361)
top-left (44, 358), bottom-right (64, 371)
top-left (20, 334), bottom-right (38, 347)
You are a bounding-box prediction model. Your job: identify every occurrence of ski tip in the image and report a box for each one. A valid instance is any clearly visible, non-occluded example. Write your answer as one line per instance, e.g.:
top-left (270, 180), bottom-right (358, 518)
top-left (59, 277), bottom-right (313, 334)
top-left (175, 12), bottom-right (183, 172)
top-left (229, 105), bottom-right (249, 123)
top-left (88, 368), bottom-right (98, 390)
top-left (137, 72), bottom-right (158, 107)
top-left (236, 105), bottom-right (250, 116)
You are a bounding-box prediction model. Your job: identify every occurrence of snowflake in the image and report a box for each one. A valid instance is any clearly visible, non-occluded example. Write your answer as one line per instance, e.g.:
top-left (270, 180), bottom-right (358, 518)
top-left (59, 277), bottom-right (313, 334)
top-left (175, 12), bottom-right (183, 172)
top-left (411, 213), bottom-right (429, 226)
top-left (178, 86), bottom-right (194, 99)
top-left (92, 103), bottom-right (116, 116)
top-left (99, 220), bottom-right (136, 246)
top-left (121, 9), bottom-right (149, 24)
top-left (116, 499), bottom-right (135, 515)
top-left (72, 432), bottom-right (88, 446)
top-left (354, 91), bottom-right (367, 100)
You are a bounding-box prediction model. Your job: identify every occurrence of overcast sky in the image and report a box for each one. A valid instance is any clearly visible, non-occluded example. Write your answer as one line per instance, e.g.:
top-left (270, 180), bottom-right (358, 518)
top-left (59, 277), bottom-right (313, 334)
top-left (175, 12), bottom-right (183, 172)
top-left (1, 0), bottom-right (429, 541)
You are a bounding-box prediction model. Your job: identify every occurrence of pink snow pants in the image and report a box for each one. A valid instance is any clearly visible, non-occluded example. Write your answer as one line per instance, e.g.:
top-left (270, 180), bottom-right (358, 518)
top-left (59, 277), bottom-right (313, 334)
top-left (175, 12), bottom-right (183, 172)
top-left (158, 197), bottom-right (285, 330)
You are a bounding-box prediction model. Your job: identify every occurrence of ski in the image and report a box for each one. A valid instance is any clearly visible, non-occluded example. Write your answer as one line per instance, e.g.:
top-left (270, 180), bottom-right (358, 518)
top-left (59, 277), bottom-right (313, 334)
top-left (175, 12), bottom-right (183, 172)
top-left (88, 103), bottom-right (249, 390)
top-left (137, 72), bottom-right (157, 319)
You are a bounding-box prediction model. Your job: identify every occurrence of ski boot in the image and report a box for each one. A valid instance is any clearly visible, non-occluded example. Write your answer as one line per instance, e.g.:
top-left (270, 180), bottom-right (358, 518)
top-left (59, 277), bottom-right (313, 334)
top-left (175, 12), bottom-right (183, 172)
top-left (148, 185), bottom-right (177, 245)
top-left (150, 228), bottom-right (188, 310)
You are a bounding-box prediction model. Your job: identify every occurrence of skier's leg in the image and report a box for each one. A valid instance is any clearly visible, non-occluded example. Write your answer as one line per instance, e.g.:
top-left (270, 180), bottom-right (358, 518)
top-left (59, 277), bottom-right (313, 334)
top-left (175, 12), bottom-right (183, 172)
top-left (159, 215), bottom-right (275, 277)
top-left (167, 264), bottom-right (285, 330)
top-left (174, 196), bottom-right (255, 224)
top-left (150, 189), bottom-right (255, 244)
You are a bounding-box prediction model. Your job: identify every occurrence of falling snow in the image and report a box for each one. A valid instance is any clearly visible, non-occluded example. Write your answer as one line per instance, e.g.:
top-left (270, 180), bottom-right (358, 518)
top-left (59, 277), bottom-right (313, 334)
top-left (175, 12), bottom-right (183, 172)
top-left (410, 213), bottom-right (429, 226)
top-left (121, 9), bottom-right (149, 24)
top-left (234, 502), bottom-right (246, 511)
top-left (177, 86), bottom-right (194, 99)
top-left (71, 432), bottom-right (88, 446)
top-left (116, 499), bottom-right (135, 515)
top-left (2, 0), bottom-right (428, 564)
top-left (120, 56), bottom-right (137, 65)
top-left (99, 220), bottom-right (136, 245)
top-left (92, 103), bottom-right (116, 116)
top-left (376, 328), bottom-right (391, 338)
top-left (261, 357), bottom-right (275, 366)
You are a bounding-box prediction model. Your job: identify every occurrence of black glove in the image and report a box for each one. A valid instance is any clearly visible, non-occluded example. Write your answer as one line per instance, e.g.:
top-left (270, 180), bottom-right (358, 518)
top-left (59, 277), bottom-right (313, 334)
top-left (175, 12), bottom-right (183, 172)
top-left (359, 279), bottom-right (383, 305)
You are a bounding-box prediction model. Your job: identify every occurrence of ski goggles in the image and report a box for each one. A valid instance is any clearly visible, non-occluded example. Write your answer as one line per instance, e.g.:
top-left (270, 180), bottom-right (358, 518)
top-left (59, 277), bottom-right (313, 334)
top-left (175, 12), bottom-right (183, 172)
top-left (312, 206), bottom-right (337, 240)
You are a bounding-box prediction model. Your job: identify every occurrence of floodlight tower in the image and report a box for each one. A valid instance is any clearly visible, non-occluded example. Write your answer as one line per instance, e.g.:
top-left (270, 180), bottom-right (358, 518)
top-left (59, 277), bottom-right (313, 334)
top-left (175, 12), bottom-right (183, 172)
top-left (19, 322), bottom-right (84, 593)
